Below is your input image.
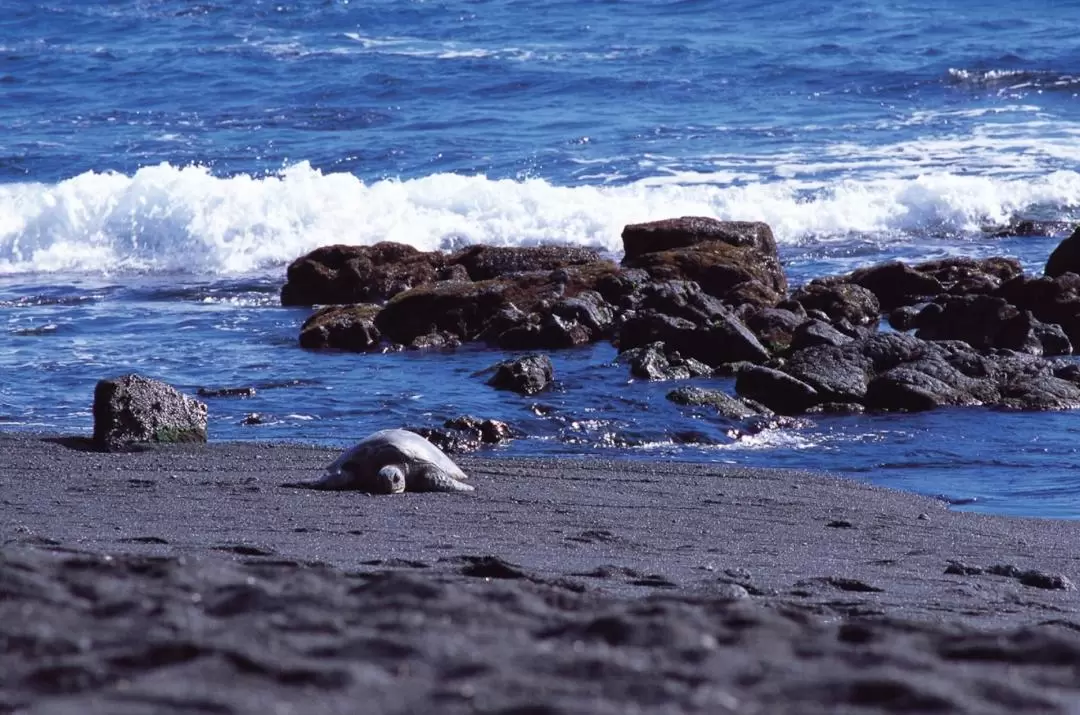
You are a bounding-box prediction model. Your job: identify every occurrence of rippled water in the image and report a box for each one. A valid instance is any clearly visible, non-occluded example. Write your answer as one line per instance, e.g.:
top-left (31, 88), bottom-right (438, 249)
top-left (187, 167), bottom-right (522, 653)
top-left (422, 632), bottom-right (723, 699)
top-left (2, 0), bottom-right (1080, 517)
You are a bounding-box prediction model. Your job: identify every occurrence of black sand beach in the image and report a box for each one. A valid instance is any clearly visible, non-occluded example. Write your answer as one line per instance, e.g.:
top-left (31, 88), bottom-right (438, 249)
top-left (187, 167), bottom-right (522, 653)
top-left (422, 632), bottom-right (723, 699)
top-left (3, 433), bottom-right (1080, 714)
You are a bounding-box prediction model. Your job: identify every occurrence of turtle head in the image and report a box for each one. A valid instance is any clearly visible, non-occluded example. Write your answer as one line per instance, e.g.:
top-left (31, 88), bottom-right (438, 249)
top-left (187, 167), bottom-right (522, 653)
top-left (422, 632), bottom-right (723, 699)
top-left (375, 465), bottom-right (407, 494)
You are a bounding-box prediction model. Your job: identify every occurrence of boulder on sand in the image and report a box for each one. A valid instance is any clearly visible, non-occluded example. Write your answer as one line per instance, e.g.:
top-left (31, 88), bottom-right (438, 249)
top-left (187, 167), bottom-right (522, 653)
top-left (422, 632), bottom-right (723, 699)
top-left (93, 374), bottom-right (208, 450)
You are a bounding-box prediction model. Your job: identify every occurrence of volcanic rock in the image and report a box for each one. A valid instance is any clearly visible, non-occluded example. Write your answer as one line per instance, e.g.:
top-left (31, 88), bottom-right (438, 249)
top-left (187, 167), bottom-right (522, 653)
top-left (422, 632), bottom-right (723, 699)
top-left (618, 309), bottom-right (771, 366)
top-left (742, 307), bottom-right (806, 353)
top-left (1045, 226), bottom-right (1080, 278)
top-left (487, 354), bottom-right (554, 395)
top-left (621, 218), bottom-right (786, 308)
top-left (666, 385), bottom-right (762, 421)
top-left (790, 319), bottom-right (853, 351)
top-left (413, 416), bottom-right (517, 454)
top-left (620, 342), bottom-right (713, 381)
top-left (281, 242), bottom-right (449, 306)
top-left (376, 264), bottom-right (620, 347)
top-left (93, 374), bottom-right (208, 450)
top-left (621, 217), bottom-right (777, 261)
top-left (299, 304), bottom-right (382, 351)
top-left (791, 282), bottom-right (880, 327)
top-left (997, 272), bottom-right (1080, 346)
top-left (735, 365), bottom-right (821, 415)
top-left (451, 245), bottom-right (604, 280)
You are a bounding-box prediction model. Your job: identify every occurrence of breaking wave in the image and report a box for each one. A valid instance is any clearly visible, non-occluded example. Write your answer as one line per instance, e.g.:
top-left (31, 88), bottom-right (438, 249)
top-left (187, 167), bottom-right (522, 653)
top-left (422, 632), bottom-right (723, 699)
top-left (1, 161), bottom-right (1078, 275)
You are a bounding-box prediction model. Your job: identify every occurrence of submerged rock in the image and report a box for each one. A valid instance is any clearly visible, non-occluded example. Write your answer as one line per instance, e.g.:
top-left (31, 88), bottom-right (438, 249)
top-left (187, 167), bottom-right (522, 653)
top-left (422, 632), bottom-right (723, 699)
top-left (197, 386), bottom-right (257, 398)
top-left (93, 374), bottom-right (207, 450)
top-left (665, 386), bottom-right (760, 421)
top-left (735, 365), bottom-right (820, 415)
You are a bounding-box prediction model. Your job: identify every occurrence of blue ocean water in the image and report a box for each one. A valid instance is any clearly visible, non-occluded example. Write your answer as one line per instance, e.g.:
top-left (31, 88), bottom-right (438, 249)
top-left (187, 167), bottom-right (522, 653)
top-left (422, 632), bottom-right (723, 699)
top-left (2, 0), bottom-right (1080, 517)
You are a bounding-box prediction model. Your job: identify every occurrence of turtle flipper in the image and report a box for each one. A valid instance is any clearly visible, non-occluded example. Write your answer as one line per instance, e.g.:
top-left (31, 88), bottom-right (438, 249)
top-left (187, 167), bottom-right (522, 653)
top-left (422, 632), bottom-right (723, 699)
top-left (281, 469), bottom-right (356, 490)
top-left (415, 466), bottom-right (475, 493)
top-left (283, 462), bottom-right (404, 493)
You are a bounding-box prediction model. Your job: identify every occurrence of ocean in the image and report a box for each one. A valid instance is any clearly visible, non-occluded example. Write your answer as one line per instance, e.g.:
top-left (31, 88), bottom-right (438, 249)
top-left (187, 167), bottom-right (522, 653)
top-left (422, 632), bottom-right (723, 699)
top-left (2, 0), bottom-right (1079, 517)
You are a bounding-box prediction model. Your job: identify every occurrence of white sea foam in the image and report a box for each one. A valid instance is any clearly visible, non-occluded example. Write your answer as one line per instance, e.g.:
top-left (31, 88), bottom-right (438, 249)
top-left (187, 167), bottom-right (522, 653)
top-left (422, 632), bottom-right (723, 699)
top-left (0, 161), bottom-right (1078, 276)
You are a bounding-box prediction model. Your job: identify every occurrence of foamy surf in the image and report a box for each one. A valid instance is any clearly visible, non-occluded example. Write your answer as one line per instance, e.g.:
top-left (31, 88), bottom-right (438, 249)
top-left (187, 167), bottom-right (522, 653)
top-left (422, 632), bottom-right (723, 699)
top-left (0, 161), bottom-right (1078, 276)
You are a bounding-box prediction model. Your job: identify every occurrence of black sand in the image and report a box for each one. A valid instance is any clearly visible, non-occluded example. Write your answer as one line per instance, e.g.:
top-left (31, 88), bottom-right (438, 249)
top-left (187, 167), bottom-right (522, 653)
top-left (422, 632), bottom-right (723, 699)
top-left (3, 433), bottom-right (1080, 714)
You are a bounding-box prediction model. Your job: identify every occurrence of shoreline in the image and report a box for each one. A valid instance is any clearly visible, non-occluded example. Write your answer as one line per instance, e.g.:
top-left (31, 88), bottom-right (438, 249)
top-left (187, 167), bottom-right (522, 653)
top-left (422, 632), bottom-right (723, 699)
top-left (4, 431), bottom-right (1079, 615)
top-left (4, 432), bottom-right (1080, 712)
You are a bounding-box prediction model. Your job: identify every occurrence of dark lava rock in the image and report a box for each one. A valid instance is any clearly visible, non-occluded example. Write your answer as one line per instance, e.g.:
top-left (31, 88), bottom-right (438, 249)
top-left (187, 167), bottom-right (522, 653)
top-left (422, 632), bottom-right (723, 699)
top-left (376, 279), bottom-right (513, 345)
top-left (805, 402), bottom-right (865, 415)
top-left (844, 256), bottom-right (1022, 312)
top-left (741, 330), bottom-right (1080, 415)
top-left (1017, 570), bottom-right (1075, 591)
top-left (451, 244), bottom-right (604, 280)
top-left (621, 342), bottom-right (713, 381)
top-left (789, 319), bottom-right (853, 351)
top-left (735, 365), bottom-right (820, 415)
top-left (621, 218), bottom-right (786, 308)
top-left (299, 304), bottom-right (382, 351)
top-left (281, 242), bottom-right (448, 306)
top-left (888, 305), bottom-right (922, 332)
top-left (618, 309), bottom-right (771, 367)
top-left (621, 217), bottom-right (777, 261)
top-left (665, 386), bottom-right (760, 420)
top-left (1033, 320), bottom-right (1073, 356)
top-left (551, 290), bottom-right (617, 338)
top-left (791, 282), bottom-right (880, 327)
top-left (624, 240), bottom-right (786, 308)
top-left (594, 268), bottom-right (652, 310)
top-left (998, 272), bottom-right (1080, 346)
top-left (635, 280), bottom-right (730, 326)
top-left (414, 417), bottom-right (515, 454)
top-left (487, 354), bottom-right (554, 395)
top-left (914, 295), bottom-right (1035, 352)
top-left (848, 262), bottom-right (944, 312)
top-left (918, 256), bottom-right (1023, 296)
top-left (376, 264), bottom-right (620, 347)
top-left (444, 415), bottom-right (516, 444)
top-left (413, 427), bottom-right (482, 454)
top-left (915, 295), bottom-right (1072, 357)
top-left (496, 313), bottom-right (593, 350)
top-left (999, 374), bottom-right (1080, 411)
top-left (93, 374), bottom-right (208, 450)
top-left (864, 365), bottom-right (984, 412)
top-left (743, 307), bottom-right (806, 353)
top-left (1045, 226), bottom-right (1080, 278)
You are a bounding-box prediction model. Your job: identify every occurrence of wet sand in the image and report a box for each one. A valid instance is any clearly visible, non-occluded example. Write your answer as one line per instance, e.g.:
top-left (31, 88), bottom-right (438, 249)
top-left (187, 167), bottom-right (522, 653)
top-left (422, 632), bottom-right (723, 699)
top-left (3, 432), bottom-right (1080, 714)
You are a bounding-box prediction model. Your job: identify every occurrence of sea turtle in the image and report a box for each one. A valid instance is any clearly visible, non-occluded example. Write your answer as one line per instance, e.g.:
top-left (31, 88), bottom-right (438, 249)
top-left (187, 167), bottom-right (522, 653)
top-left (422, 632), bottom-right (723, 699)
top-left (287, 428), bottom-right (474, 494)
